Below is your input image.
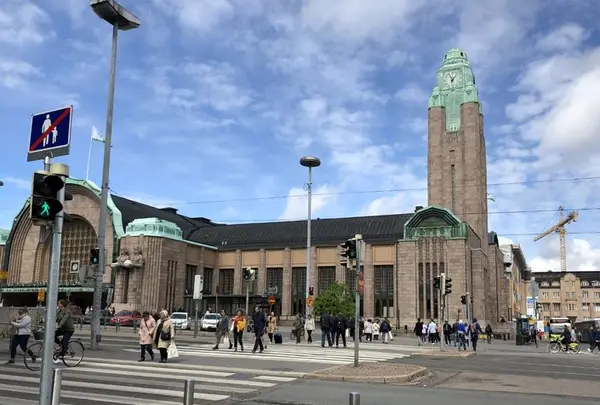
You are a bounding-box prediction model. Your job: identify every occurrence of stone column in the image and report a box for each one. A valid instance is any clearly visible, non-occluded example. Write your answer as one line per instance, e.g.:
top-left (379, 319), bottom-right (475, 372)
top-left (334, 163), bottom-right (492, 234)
top-left (363, 244), bottom-right (374, 318)
top-left (258, 249), bottom-right (267, 296)
top-left (233, 249), bottom-right (243, 295)
top-left (397, 241), bottom-right (418, 326)
top-left (282, 248), bottom-right (292, 317)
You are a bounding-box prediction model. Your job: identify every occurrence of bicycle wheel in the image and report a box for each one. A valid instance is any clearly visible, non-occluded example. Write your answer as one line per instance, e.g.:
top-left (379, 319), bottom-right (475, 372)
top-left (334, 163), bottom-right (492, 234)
top-left (548, 342), bottom-right (561, 354)
top-left (24, 342), bottom-right (43, 371)
top-left (569, 343), bottom-right (581, 354)
top-left (62, 340), bottom-right (84, 367)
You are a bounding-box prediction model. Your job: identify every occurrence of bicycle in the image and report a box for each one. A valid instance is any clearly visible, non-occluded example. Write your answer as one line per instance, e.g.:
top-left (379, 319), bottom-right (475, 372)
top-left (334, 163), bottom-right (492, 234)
top-left (24, 328), bottom-right (85, 371)
top-left (548, 336), bottom-right (580, 354)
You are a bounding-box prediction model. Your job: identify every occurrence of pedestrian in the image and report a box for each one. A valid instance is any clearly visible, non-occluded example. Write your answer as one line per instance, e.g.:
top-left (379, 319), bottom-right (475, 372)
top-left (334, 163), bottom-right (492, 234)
top-left (320, 311), bottom-right (334, 347)
top-left (443, 320), bottom-right (452, 345)
top-left (468, 318), bottom-right (483, 352)
top-left (293, 314), bottom-right (304, 344)
top-left (138, 311), bottom-right (155, 362)
top-left (213, 309), bottom-right (231, 350)
top-left (456, 320), bottom-right (467, 350)
top-left (232, 310), bottom-right (246, 352)
top-left (414, 318), bottom-right (423, 346)
top-left (154, 310), bottom-right (175, 363)
top-left (267, 312), bottom-right (277, 344)
top-left (6, 307), bottom-right (36, 364)
top-left (305, 314), bottom-right (315, 343)
top-left (251, 307), bottom-right (266, 353)
top-left (334, 313), bottom-right (347, 348)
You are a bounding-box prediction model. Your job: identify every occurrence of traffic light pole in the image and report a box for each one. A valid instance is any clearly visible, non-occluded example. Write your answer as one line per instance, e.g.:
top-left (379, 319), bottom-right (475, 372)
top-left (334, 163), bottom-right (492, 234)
top-left (39, 159), bottom-right (67, 405)
top-left (439, 288), bottom-right (445, 352)
top-left (92, 22), bottom-right (119, 350)
top-left (353, 235), bottom-right (362, 368)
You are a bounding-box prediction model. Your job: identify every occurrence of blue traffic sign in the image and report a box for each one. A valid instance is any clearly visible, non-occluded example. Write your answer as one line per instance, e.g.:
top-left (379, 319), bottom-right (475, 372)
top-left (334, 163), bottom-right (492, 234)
top-left (27, 106), bottom-right (73, 162)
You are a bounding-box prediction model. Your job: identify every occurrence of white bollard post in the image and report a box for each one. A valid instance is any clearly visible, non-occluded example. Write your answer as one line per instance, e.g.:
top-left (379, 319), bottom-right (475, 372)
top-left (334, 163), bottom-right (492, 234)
top-left (183, 379), bottom-right (195, 405)
top-left (349, 392), bottom-right (360, 405)
top-left (50, 368), bottom-right (63, 405)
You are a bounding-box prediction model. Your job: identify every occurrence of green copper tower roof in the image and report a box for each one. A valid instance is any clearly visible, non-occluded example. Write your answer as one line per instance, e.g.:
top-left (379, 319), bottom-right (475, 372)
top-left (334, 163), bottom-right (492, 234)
top-left (429, 48), bottom-right (481, 132)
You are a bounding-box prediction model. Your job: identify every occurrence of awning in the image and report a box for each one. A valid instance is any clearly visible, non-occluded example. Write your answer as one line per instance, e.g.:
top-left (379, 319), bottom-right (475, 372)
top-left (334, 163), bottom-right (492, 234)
top-left (0, 286), bottom-right (96, 293)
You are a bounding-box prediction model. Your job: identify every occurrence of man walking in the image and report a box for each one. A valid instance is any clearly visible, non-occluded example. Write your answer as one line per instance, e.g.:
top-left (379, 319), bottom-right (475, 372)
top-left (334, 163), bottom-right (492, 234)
top-left (320, 311), bottom-right (333, 348)
top-left (251, 307), bottom-right (266, 353)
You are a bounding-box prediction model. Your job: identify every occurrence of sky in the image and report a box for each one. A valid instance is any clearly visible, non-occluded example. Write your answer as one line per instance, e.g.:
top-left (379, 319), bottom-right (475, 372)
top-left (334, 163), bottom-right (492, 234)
top-left (1, 0), bottom-right (600, 273)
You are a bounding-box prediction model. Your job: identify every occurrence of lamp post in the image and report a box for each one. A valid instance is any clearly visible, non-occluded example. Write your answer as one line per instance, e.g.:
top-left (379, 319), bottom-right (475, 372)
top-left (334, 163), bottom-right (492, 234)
top-left (0, 180), bottom-right (3, 186)
top-left (89, 0), bottom-right (140, 351)
top-left (300, 156), bottom-right (321, 317)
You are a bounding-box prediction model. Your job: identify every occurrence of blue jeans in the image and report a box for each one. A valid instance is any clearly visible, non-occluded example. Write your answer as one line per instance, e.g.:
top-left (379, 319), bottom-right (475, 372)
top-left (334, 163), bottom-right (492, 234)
top-left (321, 330), bottom-right (332, 347)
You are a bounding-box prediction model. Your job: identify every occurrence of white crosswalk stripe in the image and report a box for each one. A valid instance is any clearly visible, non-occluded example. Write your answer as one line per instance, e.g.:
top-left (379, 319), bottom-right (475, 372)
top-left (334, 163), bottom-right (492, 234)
top-left (0, 357), bottom-right (296, 404)
top-left (123, 343), bottom-right (417, 364)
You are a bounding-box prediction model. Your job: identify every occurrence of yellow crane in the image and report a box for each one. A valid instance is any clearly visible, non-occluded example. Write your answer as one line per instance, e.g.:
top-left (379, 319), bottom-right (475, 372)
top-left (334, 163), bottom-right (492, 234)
top-left (533, 206), bottom-right (578, 272)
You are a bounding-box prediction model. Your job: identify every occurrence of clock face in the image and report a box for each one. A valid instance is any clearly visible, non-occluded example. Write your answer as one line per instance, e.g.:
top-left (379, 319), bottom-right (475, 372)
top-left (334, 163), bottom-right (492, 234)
top-left (443, 71), bottom-right (462, 88)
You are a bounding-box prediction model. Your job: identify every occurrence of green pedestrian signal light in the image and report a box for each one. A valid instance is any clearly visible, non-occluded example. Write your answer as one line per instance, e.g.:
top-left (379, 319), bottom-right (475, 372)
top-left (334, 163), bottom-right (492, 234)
top-left (89, 248), bottom-right (100, 265)
top-left (29, 171), bottom-right (65, 224)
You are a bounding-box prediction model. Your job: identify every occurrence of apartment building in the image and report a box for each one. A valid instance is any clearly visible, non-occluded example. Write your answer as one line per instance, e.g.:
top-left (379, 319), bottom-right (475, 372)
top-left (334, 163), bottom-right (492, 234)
top-left (534, 271), bottom-right (600, 321)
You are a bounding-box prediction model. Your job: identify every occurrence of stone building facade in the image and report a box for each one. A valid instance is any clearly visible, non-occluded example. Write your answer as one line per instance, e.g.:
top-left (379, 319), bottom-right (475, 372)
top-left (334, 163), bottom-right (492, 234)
top-left (535, 271), bottom-right (600, 321)
top-left (0, 49), bottom-right (520, 326)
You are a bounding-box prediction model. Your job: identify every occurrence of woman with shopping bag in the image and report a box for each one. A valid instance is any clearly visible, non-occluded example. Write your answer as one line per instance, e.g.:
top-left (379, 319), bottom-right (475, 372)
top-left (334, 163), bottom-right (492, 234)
top-left (153, 310), bottom-right (175, 363)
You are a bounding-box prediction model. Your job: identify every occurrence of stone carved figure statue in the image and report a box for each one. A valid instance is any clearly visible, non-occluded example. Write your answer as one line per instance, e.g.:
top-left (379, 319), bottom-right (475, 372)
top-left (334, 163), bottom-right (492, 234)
top-left (111, 248), bottom-right (130, 269)
top-left (131, 247), bottom-right (144, 268)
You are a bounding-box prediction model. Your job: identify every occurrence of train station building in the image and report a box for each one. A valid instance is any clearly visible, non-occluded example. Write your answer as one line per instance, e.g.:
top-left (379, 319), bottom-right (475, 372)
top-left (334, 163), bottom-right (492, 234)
top-left (0, 49), bottom-right (524, 327)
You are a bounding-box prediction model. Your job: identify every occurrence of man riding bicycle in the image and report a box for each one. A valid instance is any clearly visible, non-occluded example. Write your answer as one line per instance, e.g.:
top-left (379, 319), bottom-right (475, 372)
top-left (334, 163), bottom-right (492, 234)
top-left (54, 299), bottom-right (74, 363)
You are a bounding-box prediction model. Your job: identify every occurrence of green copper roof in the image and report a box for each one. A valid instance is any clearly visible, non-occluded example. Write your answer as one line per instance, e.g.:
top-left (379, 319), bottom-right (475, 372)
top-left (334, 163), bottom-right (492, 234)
top-left (429, 48), bottom-right (481, 132)
top-left (0, 229), bottom-right (9, 246)
top-left (126, 218), bottom-right (184, 239)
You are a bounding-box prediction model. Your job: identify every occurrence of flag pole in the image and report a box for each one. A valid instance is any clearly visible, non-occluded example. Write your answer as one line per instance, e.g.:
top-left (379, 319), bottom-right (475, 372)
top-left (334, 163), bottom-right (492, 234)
top-left (85, 129), bottom-right (93, 181)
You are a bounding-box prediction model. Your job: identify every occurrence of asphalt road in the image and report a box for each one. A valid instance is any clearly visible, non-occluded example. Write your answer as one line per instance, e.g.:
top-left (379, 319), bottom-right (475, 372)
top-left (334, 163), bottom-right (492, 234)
top-left (390, 351), bottom-right (600, 380)
top-left (230, 379), bottom-right (600, 405)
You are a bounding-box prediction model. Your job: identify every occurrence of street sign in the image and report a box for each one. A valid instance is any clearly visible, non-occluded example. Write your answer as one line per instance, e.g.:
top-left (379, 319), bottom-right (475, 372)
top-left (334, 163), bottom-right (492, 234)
top-left (306, 296), bottom-right (314, 307)
top-left (267, 286), bottom-right (278, 295)
top-left (267, 296), bottom-right (276, 305)
top-left (28, 106), bottom-right (73, 162)
top-left (37, 289), bottom-right (45, 302)
top-left (69, 260), bottom-right (80, 274)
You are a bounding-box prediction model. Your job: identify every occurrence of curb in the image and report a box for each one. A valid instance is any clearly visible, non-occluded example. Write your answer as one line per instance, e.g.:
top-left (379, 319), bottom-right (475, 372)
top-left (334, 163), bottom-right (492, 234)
top-left (303, 366), bottom-right (428, 384)
top-left (410, 351), bottom-right (476, 358)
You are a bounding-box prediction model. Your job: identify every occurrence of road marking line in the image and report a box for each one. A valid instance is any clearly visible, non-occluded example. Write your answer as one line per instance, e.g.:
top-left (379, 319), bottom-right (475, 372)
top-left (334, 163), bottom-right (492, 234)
top-left (252, 376), bottom-right (298, 382)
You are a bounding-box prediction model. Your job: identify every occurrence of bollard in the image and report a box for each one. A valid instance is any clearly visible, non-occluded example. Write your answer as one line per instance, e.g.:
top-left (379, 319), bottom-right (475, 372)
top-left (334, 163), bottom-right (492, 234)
top-left (183, 379), bottom-right (195, 405)
top-left (50, 368), bottom-right (63, 405)
top-left (349, 392), bottom-right (360, 405)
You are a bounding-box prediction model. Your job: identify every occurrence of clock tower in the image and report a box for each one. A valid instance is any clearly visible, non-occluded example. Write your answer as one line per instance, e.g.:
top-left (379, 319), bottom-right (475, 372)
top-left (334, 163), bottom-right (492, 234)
top-left (427, 48), bottom-right (489, 246)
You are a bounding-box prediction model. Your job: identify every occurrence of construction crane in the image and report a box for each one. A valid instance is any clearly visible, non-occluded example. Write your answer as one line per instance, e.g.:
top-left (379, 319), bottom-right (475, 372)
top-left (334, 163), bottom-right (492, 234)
top-left (533, 206), bottom-right (578, 272)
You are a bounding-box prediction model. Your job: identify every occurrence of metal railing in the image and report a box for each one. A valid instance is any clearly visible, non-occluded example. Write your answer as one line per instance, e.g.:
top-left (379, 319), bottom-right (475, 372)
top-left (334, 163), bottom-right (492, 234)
top-left (50, 368), bottom-right (361, 405)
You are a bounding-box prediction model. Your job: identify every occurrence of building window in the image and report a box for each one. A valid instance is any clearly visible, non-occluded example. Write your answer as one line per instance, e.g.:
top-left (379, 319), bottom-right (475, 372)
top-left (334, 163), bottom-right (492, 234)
top-left (581, 281), bottom-right (589, 287)
top-left (552, 291), bottom-right (560, 298)
top-left (203, 268), bottom-right (213, 295)
top-left (595, 292), bottom-right (600, 299)
top-left (57, 218), bottom-right (98, 283)
top-left (582, 303), bottom-right (589, 312)
top-left (541, 281), bottom-right (550, 287)
top-left (291, 267), bottom-right (306, 316)
top-left (164, 260), bottom-right (178, 311)
top-left (594, 303), bottom-right (600, 313)
top-left (266, 268), bottom-right (283, 316)
top-left (542, 303), bottom-right (550, 312)
top-left (317, 266), bottom-right (336, 293)
top-left (553, 303), bottom-right (561, 312)
top-left (541, 291), bottom-right (549, 298)
top-left (592, 281), bottom-right (600, 287)
top-left (374, 265), bottom-right (394, 318)
top-left (219, 269), bottom-right (234, 295)
top-left (582, 290), bottom-right (589, 299)
top-left (551, 281), bottom-right (560, 287)
top-left (567, 303), bottom-right (576, 311)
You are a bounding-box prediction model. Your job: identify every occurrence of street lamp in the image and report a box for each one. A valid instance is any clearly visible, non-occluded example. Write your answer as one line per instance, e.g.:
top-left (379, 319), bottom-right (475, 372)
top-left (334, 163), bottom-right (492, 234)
top-left (300, 156), bottom-right (321, 317)
top-left (0, 180), bottom-right (3, 186)
top-left (89, 0), bottom-right (140, 352)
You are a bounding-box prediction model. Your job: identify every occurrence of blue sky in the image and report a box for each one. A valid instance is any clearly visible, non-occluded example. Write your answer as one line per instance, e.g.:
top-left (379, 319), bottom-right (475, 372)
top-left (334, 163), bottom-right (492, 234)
top-left (1, 0), bottom-right (600, 272)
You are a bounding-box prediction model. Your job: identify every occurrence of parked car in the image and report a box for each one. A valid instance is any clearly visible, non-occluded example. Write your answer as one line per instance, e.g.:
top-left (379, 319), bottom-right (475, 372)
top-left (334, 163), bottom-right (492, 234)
top-left (200, 313), bottom-right (221, 331)
top-left (171, 312), bottom-right (189, 330)
top-left (109, 310), bottom-right (142, 326)
top-left (83, 309), bottom-right (110, 325)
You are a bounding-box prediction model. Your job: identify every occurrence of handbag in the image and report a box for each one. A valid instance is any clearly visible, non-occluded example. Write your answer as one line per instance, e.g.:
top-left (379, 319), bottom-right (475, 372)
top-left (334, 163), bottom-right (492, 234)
top-left (167, 342), bottom-right (179, 358)
top-left (160, 323), bottom-right (171, 340)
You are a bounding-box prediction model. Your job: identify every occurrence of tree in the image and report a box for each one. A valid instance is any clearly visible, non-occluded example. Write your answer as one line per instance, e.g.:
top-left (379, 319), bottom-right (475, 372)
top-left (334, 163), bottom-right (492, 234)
top-left (313, 282), bottom-right (355, 317)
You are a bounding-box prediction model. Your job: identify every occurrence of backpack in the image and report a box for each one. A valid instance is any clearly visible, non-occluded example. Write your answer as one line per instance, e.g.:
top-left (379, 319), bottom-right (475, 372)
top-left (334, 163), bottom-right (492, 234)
top-left (337, 319), bottom-right (344, 330)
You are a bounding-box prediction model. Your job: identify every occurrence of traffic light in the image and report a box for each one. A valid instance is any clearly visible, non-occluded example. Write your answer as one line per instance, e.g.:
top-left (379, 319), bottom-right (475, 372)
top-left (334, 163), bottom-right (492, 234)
top-left (30, 171), bottom-right (65, 223)
top-left (243, 267), bottom-right (257, 281)
top-left (461, 295), bottom-right (467, 305)
top-left (444, 276), bottom-right (452, 295)
top-left (89, 248), bottom-right (100, 265)
top-left (340, 239), bottom-right (357, 259)
top-left (309, 286), bottom-right (314, 296)
top-left (433, 276), bottom-right (441, 290)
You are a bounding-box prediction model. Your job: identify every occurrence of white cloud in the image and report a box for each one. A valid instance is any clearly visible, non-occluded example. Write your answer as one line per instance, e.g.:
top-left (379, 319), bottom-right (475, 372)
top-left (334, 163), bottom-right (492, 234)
top-left (0, 59), bottom-right (40, 88)
top-left (119, 193), bottom-right (183, 209)
top-left (536, 23), bottom-right (588, 52)
top-left (1, 176), bottom-right (30, 191)
top-left (530, 237), bottom-right (600, 272)
top-left (0, 0), bottom-right (50, 46)
top-left (394, 84), bottom-right (429, 105)
top-left (279, 185), bottom-right (337, 221)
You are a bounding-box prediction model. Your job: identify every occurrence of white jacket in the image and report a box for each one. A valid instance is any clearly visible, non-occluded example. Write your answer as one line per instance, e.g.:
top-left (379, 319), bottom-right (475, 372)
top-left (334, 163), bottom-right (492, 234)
top-left (11, 314), bottom-right (32, 336)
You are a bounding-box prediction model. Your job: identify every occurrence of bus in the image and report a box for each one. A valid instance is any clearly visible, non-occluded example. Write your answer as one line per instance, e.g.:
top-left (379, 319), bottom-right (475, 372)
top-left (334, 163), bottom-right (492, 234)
top-left (573, 319), bottom-right (600, 343)
top-left (548, 317), bottom-right (571, 334)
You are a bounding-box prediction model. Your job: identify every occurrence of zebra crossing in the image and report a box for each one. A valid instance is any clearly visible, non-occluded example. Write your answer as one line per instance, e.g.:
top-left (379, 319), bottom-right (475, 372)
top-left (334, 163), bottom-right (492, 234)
top-left (122, 342), bottom-right (423, 365)
top-left (0, 357), bottom-right (298, 404)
